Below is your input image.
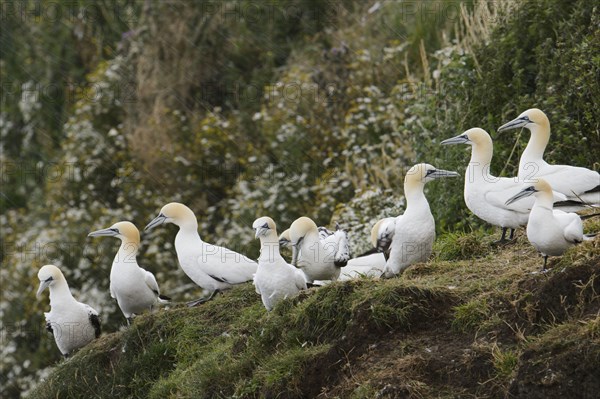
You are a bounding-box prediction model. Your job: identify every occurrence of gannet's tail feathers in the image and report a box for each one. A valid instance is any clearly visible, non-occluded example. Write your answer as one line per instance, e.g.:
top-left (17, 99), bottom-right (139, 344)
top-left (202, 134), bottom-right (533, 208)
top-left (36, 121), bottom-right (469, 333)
top-left (158, 294), bottom-right (171, 302)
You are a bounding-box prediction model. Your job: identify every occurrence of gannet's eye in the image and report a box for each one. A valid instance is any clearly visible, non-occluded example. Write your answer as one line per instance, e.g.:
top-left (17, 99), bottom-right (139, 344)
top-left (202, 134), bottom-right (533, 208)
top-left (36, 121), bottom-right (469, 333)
top-left (425, 169), bottom-right (436, 176)
top-left (45, 276), bottom-right (54, 283)
top-left (110, 228), bottom-right (119, 234)
top-left (262, 223), bottom-right (269, 229)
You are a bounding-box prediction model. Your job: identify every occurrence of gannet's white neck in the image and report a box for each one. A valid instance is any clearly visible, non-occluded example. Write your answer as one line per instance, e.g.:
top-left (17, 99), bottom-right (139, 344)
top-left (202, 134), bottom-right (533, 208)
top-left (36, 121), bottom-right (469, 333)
top-left (48, 278), bottom-right (76, 305)
top-left (520, 123), bottom-right (550, 172)
top-left (404, 179), bottom-right (428, 212)
top-left (114, 234), bottom-right (140, 265)
top-left (533, 186), bottom-right (555, 211)
top-left (258, 231), bottom-right (282, 262)
top-left (467, 138), bottom-right (494, 182)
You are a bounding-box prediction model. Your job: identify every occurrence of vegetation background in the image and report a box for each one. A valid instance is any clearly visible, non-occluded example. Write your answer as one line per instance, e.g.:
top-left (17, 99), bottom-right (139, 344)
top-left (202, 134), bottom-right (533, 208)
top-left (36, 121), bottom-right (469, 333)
top-left (1, 0), bottom-right (599, 397)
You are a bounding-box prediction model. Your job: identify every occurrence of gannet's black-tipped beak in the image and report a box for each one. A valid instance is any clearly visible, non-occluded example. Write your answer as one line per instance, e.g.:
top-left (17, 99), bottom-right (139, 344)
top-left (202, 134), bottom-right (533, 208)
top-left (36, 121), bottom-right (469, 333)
top-left (440, 134), bottom-right (470, 145)
top-left (88, 227), bottom-right (119, 237)
top-left (145, 214), bottom-right (166, 231)
top-left (498, 116), bottom-right (531, 132)
top-left (428, 169), bottom-right (460, 179)
top-left (506, 186), bottom-right (537, 205)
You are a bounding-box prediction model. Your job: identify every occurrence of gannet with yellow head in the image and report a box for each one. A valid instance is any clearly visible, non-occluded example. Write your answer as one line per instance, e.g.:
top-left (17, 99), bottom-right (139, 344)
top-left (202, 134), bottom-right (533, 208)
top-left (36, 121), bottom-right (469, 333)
top-left (506, 178), bottom-right (589, 270)
top-left (288, 216), bottom-right (350, 283)
top-left (36, 264), bottom-right (100, 357)
top-left (252, 216), bottom-right (307, 311)
top-left (383, 163), bottom-right (459, 277)
top-left (88, 221), bottom-right (169, 324)
top-left (441, 128), bottom-right (578, 243)
top-left (498, 108), bottom-right (599, 205)
top-left (145, 202), bottom-right (257, 306)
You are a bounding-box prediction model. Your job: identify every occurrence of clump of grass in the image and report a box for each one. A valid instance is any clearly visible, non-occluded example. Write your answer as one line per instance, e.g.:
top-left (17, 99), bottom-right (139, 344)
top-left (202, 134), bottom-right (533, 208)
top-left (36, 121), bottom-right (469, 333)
top-left (491, 343), bottom-right (518, 381)
top-left (451, 298), bottom-right (491, 333)
top-left (434, 231), bottom-right (489, 261)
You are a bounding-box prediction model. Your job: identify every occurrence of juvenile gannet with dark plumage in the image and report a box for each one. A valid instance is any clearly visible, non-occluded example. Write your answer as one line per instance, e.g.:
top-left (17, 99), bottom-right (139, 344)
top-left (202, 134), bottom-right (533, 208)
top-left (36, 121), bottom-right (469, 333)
top-left (506, 179), bottom-right (592, 270)
top-left (37, 264), bottom-right (100, 357)
top-left (383, 163), bottom-right (459, 277)
top-left (498, 108), bottom-right (600, 205)
top-left (145, 202), bottom-right (257, 306)
top-left (253, 216), bottom-right (307, 311)
top-left (441, 128), bottom-right (577, 242)
top-left (88, 221), bottom-right (169, 324)
top-left (288, 216), bottom-right (350, 283)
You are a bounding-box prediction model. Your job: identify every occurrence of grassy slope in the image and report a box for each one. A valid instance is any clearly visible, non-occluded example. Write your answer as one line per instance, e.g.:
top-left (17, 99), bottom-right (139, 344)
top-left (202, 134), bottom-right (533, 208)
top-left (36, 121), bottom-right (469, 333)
top-left (28, 221), bottom-right (600, 399)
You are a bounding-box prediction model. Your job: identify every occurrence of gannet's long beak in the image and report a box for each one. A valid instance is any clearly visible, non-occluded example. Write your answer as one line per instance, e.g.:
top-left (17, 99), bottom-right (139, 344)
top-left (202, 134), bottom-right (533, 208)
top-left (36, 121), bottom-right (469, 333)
top-left (429, 169), bottom-right (460, 179)
top-left (145, 213), bottom-right (166, 231)
top-left (88, 227), bottom-right (119, 237)
top-left (36, 279), bottom-right (52, 298)
top-left (505, 186), bottom-right (536, 205)
top-left (498, 116), bottom-right (530, 132)
top-left (291, 237), bottom-right (303, 267)
top-left (440, 134), bottom-right (469, 145)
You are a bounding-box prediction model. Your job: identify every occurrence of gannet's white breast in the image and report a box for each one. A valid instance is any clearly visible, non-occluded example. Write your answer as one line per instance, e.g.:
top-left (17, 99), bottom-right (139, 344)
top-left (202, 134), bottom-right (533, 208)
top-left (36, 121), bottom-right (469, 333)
top-left (110, 257), bottom-right (161, 318)
top-left (386, 208), bottom-right (435, 275)
top-left (175, 230), bottom-right (257, 292)
top-left (254, 255), bottom-right (306, 311)
top-left (527, 208), bottom-right (583, 256)
top-left (45, 302), bottom-right (99, 356)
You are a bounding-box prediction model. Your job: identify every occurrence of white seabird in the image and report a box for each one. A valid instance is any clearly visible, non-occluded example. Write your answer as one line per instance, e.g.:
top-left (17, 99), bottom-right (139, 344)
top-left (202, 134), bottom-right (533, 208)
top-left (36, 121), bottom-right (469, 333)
top-left (37, 264), bottom-right (100, 357)
top-left (383, 163), bottom-right (459, 277)
top-left (441, 128), bottom-right (577, 242)
top-left (288, 216), bottom-right (350, 283)
top-left (253, 216), bottom-right (307, 311)
top-left (145, 202), bottom-right (257, 306)
top-left (506, 179), bottom-right (593, 270)
top-left (281, 227), bottom-right (385, 281)
top-left (498, 108), bottom-right (600, 205)
top-left (88, 221), bottom-right (169, 324)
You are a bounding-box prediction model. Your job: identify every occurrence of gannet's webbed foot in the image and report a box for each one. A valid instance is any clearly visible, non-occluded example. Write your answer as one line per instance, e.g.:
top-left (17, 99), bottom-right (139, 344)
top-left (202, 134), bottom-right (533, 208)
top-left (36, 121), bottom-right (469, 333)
top-left (186, 289), bottom-right (220, 307)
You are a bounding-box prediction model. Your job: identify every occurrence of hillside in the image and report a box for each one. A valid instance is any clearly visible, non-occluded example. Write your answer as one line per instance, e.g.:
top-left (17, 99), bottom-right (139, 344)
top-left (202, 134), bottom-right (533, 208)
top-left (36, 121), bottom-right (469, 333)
top-left (27, 225), bottom-right (600, 398)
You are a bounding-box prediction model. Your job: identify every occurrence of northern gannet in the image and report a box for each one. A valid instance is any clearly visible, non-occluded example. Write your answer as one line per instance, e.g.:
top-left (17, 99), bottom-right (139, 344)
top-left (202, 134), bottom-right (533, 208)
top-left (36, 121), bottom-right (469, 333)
top-left (282, 227), bottom-right (386, 281)
top-left (37, 265), bottom-right (100, 357)
top-left (288, 216), bottom-right (350, 283)
top-left (441, 128), bottom-right (574, 242)
top-left (383, 163), bottom-right (459, 277)
top-left (253, 216), bottom-right (307, 311)
top-left (145, 202), bottom-right (257, 306)
top-left (506, 179), bottom-right (591, 270)
top-left (498, 108), bottom-right (600, 205)
top-left (88, 221), bottom-right (169, 324)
